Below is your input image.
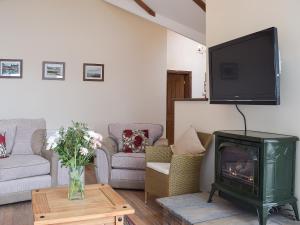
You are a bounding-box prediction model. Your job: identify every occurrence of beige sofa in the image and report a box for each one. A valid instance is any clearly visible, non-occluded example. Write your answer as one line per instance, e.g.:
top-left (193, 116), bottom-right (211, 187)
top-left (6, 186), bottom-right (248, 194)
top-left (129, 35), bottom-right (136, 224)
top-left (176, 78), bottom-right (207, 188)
top-left (0, 119), bottom-right (68, 205)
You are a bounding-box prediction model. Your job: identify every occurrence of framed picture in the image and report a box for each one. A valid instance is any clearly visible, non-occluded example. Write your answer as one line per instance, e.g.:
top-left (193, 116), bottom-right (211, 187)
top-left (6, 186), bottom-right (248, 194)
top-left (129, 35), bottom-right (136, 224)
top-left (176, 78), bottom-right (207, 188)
top-left (42, 61), bottom-right (65, 80)
top-left (0, 59), bottom-right (23, 78)
top-left (83, 63), bottom-right (104, 81)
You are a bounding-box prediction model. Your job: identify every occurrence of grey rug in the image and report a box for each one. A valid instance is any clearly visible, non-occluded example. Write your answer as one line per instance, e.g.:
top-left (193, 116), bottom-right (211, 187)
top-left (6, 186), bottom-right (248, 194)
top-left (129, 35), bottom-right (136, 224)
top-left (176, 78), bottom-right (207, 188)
top-left (157, 193), bottom-right (300, 225)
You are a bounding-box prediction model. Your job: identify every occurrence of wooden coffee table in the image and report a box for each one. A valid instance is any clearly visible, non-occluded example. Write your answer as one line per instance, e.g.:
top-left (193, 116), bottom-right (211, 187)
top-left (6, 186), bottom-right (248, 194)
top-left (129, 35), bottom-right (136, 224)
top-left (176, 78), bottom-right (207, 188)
top-left (32, 184), bottom-right (134, 225)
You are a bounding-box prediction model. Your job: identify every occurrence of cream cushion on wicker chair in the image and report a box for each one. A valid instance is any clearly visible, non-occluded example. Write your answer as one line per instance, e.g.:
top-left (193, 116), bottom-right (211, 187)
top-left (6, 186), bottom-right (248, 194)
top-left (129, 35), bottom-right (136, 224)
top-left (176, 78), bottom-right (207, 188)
top-left (147, 162), bottom-right (170, 175)
top-left (171, 127), bottom-right (205, 155)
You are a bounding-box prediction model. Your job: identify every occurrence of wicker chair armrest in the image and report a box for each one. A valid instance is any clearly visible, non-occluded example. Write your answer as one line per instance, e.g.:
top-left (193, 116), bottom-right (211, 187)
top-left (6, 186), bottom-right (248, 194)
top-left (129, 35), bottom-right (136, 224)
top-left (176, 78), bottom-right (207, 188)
top-left (169, 154), bottom-right (204, 196)
top-left (170, 154), bottom-right (204, 173)
top-left (153, 138), bottom-right (169, 147)
top-left (145, 146), bottom-right (173, 163)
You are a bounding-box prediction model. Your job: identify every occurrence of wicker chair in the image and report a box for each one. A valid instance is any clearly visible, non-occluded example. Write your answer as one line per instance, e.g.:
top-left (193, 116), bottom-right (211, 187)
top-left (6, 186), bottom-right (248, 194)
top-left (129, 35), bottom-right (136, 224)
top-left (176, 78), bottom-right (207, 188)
top-left (144, 132), bottom-right (213, 203)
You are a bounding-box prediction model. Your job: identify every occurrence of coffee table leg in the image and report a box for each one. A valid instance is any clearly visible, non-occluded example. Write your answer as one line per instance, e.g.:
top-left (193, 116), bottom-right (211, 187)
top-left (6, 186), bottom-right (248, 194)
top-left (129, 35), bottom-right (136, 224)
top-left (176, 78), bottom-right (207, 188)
top-left (116, 216), bottom-right (124, 225)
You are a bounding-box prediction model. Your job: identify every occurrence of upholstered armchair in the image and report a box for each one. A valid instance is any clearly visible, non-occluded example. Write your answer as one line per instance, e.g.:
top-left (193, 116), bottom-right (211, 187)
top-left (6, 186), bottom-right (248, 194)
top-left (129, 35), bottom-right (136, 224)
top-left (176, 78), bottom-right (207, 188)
top-left (94, 123), bottom-right (168, 189)
top-left (144, 132), bottom-right (213, 203)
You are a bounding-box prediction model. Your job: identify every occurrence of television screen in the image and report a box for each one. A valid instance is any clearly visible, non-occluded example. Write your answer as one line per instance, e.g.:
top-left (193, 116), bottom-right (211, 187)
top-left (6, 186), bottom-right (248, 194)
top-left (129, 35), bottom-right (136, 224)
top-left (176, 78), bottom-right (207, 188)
top-left (209, 27), bottom-right (280, 105)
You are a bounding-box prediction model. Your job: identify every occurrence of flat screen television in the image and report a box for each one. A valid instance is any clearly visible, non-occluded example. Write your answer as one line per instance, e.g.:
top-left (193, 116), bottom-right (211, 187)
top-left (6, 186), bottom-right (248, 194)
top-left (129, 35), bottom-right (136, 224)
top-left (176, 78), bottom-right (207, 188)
top-left (209, 27), bottom-right (280, 105)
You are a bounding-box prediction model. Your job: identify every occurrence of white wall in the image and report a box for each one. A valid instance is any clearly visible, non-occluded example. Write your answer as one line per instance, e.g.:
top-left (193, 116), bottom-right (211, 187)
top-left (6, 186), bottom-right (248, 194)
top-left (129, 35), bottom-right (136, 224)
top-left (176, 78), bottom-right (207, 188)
top-left (0, 0), bottom-right (167, 135)
top-left (175, 0), bottom-right (300, 208)
top-left (103, 0), bottom-right (206, 44)
top-left (167, 30), bottom-right (206, 98)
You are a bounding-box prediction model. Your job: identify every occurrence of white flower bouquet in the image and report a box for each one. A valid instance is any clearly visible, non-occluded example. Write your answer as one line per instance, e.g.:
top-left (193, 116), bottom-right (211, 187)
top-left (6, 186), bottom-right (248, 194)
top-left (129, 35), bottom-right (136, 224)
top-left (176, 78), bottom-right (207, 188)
top-left (47, 121), bottom-right (103, 200)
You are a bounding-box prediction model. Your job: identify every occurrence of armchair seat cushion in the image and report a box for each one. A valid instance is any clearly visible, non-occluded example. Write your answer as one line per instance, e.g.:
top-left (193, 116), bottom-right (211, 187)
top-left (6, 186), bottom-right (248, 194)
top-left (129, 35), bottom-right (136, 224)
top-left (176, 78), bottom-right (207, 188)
top-left (112, 152), bottom-right (145, 170)
top-left (147, 162), bottom-right (170, 175)
top-left (0, 155), bottom-right (50, 182)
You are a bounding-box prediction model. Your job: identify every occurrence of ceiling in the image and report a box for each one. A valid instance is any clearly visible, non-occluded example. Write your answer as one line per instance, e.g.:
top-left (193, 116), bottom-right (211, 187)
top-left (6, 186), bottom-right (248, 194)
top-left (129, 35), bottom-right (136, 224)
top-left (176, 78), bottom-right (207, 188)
top-left (103, 0), bottom-right (206, 44)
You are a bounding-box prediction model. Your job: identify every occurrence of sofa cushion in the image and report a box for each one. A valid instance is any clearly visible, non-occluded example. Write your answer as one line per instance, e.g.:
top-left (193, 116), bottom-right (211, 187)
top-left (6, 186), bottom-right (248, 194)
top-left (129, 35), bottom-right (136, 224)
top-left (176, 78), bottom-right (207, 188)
top-left (147, 162), bottom-right (170, 175)
top-left (0, 155), bottom-right (50, 182)
top-left (108, 123), bottom-right (164, 151)
top-left (0, 120), bottom-right (17, 154)
top-left (122, 129), bottom-right (149, 153)
top-left (10, 119), bottom-right (46, 155)
top-left (112, 152), bottom-right (145, 170)
top-left (0, 133), bottom-right (7, 157)
top-left (0, 175), bottom-right (51, 195)
top-left (171, 127), bottom-right (206, 155)
top-left (111, 169), bottom-right (145, 182)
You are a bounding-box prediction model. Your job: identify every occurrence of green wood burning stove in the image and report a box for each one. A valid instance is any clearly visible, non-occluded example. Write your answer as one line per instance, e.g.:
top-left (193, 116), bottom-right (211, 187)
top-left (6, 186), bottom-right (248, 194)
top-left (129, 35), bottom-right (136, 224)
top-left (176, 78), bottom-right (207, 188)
top-left (208, 130), bottom-right (299, 225)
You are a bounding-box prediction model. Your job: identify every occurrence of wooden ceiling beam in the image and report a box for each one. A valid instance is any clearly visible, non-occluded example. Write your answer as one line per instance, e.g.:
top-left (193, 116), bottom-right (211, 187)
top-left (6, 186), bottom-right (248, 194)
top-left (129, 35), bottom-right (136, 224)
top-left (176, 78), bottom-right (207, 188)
top-left (193, 0), bottom-right (206, 12)
top-left (134, 0), bottom-right (156, 17)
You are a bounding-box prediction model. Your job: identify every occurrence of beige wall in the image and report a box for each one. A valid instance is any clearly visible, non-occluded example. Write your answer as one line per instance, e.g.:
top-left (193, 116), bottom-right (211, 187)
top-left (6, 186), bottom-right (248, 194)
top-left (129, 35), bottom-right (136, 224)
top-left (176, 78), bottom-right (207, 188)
top-left (167, 30), bottom-right (206, 98)
top-left (175, 0), bottom-right (300, 207)
top-left (0, 0), bottom-right (167, 135)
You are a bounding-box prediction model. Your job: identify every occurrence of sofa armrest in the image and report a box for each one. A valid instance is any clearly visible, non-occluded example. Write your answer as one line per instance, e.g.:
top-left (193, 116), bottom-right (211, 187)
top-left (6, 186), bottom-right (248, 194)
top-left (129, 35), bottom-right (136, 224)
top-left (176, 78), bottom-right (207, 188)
top-left (145, 146), bottom-right (172, 163)
top-left (94, 137), bottom-right (118, 184)
top-left (153, 138), bottom-right (169, 147)
top-left (169, 154), bottom-right (204, 196)
top-left (42, 149), bottom-right (69, 187)
top-left (41, 148), bottom-right (52, 162)
top-left (99, 136), bottom-right (118, 160)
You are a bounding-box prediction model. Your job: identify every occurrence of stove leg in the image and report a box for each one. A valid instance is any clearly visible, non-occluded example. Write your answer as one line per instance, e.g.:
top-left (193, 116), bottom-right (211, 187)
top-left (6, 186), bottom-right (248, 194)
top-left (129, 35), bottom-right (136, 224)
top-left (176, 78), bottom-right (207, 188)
top-left (290, 201), bottom-right (299, 221)
top-left (207, 184), bottom-right (216, 203)
top-left (257, 206), bottom-right (268, 225)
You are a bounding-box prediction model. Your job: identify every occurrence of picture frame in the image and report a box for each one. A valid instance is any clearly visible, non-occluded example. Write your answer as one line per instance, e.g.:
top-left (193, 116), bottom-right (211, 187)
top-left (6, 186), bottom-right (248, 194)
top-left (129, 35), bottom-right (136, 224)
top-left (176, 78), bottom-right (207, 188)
top-left (42, 61), bottom-right (65, 80)
top-left (83, 63), bottom-right (104, 82)
top-left (0, 59), bottom-right (23, 79)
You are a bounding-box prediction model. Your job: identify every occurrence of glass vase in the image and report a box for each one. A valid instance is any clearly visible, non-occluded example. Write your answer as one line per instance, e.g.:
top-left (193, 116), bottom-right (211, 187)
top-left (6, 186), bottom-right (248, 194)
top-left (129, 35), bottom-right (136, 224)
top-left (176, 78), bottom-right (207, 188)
top-left (68, 166), bottom-right (85, 200)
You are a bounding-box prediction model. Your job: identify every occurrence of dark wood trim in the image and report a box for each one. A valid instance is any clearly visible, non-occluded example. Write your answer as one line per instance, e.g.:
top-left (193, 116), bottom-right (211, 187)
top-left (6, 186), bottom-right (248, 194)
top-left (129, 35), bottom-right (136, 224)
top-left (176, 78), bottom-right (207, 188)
top-left (42, 61), bottom-right (65, 80)
top-left (167, 70), bottom-right (192, 98)
top-left (134, 0), bottom-right (156, 17)
top-left (193, 0), bottom-right (206, 12)
top-left (174, 98), bottom-right (209, 101)
top-left (166, 70), bottom-right (193, 144)
top-left (184, 73), bottom-right (192, 98)
top-left (83, 63), bottom-right (104, 82)
top-left (167, 70), bottom-right (191, 75)
top-left (0, 59), bottom-right (23, 79)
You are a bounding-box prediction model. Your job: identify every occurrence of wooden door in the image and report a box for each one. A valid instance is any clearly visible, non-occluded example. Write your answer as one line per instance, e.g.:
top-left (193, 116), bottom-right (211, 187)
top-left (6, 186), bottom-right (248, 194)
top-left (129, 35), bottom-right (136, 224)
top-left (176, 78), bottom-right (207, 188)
top-left (166, 71), bottom-right (192, 144)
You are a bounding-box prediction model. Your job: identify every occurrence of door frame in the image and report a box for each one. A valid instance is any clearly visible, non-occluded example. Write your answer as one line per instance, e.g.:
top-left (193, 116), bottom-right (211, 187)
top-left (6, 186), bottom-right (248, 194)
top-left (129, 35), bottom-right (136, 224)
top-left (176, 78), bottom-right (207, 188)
top-left (166, 70), bottom-right (192, 144)
top-left (166, 70), bottom-right (192, 99)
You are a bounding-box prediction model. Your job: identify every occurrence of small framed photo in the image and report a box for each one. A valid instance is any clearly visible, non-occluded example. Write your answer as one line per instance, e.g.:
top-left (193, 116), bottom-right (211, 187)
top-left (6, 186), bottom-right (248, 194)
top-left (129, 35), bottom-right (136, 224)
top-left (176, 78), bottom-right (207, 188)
top-left (42, 61), bottom-right (65, 80)
top-left (0, 59), bottom-right (23, 78)
top-left (83, 63), bottom-right (104, 81)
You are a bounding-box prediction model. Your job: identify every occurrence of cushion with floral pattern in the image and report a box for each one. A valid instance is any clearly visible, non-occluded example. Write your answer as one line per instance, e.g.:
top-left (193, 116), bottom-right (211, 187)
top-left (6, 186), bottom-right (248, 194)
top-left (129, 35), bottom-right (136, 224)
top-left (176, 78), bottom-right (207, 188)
top-left (0, 133), bottom-right (7, 158)
top-left (122, 129), bottom-right (149, 153)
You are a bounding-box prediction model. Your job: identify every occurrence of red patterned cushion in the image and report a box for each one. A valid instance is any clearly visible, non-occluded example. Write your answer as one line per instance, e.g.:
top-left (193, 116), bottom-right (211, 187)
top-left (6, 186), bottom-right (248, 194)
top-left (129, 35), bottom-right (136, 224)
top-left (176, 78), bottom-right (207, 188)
top-left (0, 133), bottom-right (7, 158)
top-left (122, 129), bottom-right (149, 153)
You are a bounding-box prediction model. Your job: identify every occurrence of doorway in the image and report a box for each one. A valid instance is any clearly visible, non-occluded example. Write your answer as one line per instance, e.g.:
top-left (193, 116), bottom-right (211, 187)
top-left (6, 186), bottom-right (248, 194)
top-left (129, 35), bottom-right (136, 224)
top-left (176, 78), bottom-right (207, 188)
top-left (166, 70), bottom-right (192, 144)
